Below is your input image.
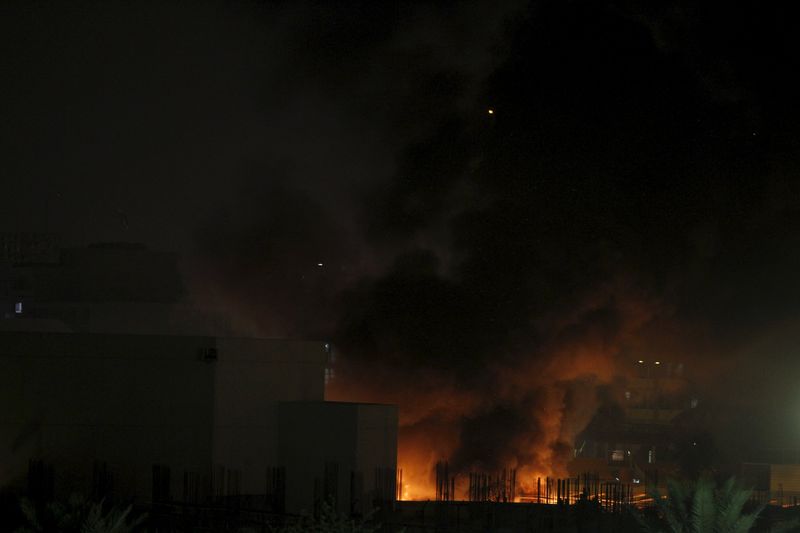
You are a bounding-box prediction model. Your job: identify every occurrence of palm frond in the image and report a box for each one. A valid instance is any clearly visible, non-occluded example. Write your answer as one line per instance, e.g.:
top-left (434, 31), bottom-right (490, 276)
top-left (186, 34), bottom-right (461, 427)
top-left (730, 510), bottom-right (762, 533)
top-left (716, 482), bottom-right (758, 533)
top-left (689, 477), bottom-right (714, 533)
top-left (18, 498), bottom-right (42, 532)
top-left (661, 479), bottom-right (690, 533)
top-left (642, 477), bottom-right (767, 533)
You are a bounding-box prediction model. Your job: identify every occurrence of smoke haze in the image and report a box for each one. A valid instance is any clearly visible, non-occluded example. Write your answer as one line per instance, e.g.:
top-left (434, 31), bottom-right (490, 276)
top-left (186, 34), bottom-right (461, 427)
top-left (4, 0), bottom-right (800, 495)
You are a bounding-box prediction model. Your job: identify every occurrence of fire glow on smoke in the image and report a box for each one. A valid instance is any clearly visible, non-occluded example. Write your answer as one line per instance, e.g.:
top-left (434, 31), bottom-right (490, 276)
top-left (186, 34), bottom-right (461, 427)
top-left (325, 274), bottom-right (663, 500)
top-left (328, 341), bottom-right (626, 500)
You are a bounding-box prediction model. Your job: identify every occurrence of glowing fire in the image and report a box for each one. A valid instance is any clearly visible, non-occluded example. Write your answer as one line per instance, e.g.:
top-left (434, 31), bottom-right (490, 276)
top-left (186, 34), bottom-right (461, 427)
top-left (327, 280), bottom-right (660, 501)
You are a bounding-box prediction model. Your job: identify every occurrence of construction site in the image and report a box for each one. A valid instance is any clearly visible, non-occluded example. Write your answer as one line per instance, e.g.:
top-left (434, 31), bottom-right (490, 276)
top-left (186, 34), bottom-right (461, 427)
top-left (2, 236), bottom-right (800, 532)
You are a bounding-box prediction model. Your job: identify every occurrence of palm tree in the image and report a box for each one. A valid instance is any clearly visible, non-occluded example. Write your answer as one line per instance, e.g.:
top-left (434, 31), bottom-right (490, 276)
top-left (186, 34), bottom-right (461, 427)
top-left (16, 494), bottom-right (146, 533)
top-left (636, 477), bottom-right (796, 533)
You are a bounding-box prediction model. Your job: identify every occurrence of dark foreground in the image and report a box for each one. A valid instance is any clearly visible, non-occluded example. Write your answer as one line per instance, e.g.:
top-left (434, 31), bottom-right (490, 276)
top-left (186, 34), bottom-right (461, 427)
top-left (5, 493), bottom-right (799, 533)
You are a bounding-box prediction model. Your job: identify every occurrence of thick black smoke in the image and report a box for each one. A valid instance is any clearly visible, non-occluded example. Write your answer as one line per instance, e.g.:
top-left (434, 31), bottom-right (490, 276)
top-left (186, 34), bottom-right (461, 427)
top-left (187, 0), bottom-right (529, 338)
top-left (186, 1), bottom-right (800, 486)
top-left (9, 0), bottom-right (792, 485)
top-left (325, 1), bottom-right (800, 484)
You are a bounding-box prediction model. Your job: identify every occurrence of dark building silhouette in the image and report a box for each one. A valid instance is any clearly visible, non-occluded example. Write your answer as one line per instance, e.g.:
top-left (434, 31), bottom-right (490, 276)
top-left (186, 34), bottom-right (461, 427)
top-left (571, 360), bottom-right (695, 485)
top-left (0, 234), bottom-right (397, 514)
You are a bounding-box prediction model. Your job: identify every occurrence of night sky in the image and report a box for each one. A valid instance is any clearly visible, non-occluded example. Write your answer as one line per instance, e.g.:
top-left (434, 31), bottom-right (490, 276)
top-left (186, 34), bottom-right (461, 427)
top-left (3, 0), bottom-right (800, 482)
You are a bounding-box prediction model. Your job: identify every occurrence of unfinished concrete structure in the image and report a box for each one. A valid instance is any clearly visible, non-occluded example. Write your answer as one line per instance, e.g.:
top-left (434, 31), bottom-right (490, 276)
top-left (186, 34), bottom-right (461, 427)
top-left (0, 237), bottom-right (398, 513)
top-left (278, 401), bottom-right (398, 515)
top-left (0, 333), bottom-right (326, 500)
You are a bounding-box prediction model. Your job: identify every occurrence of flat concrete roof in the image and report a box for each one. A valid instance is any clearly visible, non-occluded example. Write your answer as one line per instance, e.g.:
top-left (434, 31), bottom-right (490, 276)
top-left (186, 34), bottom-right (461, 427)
top-left (0, 331), bottom-right (328, 363)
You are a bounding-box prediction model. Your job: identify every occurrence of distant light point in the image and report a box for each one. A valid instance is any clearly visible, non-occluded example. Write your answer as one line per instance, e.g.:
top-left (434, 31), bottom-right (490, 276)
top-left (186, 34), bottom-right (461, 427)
top-left (637, 360), bottom-right (643, 364)
top-left (317, 263), bottom-right (323, 267)
top-left (487, 108), bottom-right (495, 115)
top-left (654, 361), bottom-right (661, 365)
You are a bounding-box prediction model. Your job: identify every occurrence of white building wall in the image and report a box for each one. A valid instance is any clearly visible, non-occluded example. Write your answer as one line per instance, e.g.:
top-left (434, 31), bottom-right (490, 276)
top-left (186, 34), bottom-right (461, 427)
top-left (0, 333), bottom-right (328, 502)
top-left (212, 339), bottom-right (327, 495)
top-left (278, 402), bottom-right (398, 515)
top-left (0, 332), bottom-right (216, 500)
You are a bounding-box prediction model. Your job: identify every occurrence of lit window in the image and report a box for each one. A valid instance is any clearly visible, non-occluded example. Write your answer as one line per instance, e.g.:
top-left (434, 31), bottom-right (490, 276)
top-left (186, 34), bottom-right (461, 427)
top-left (14, 302), bottom-right (22, 314)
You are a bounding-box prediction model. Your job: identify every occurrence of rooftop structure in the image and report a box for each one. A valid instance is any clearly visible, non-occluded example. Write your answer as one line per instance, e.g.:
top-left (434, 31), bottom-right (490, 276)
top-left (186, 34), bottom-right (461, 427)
top-left (0, 332), bottom-right (326, 501)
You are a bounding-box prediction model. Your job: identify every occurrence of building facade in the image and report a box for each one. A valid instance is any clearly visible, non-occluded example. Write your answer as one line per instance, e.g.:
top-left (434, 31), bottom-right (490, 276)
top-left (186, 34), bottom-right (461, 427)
top-left (0, 333), bottom-right (328, 503)
top-left (0, 237), bottom-right (399, 514)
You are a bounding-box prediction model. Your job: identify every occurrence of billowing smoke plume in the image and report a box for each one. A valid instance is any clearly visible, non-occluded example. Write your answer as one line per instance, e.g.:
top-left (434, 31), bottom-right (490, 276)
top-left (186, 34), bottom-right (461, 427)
top-left (4, 0), bottom-right (800, 489)
top-left (326, 247), bottom-right (661, 496)
top-left (187, 0), bottom-right (800, 496)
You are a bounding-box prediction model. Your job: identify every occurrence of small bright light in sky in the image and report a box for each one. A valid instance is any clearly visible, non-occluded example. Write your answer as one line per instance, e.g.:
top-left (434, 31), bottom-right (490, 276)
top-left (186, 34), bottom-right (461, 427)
top-left (317, 263), bottom-right (323, 267)
top-left (487, 108), bottom-right (495, 115)
top-left (654, 361), bottom-right (661, 365)
top-left (637, 360), bottom-right (644, 364)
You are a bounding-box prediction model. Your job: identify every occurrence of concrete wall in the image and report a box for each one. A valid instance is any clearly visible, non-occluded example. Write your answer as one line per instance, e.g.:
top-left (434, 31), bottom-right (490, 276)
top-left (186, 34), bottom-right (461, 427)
top-left (30, 245), bottom-right (184, 303)
top-left (15, 302), bottom-right (233, 336)
top-left (212, 339), bottom-right (327, 496)
top-left (278, 402), bottom-right (398, 515)
top-left (0, 333), bottom-right (328, 503)
top-left (771, 464), bottom-right (800, 493)
top-left (0, 331), bottom-right (216, 500)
